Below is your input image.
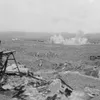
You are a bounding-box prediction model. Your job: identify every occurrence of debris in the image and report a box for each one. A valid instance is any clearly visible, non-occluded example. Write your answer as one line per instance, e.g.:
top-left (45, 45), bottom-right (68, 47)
top-left (24, 86), bottom-right (38, 97)
top-left (6, 64), bottom-right (29, 73)
top-left (58, 75), bottom-right (73, 91)
top-left (46, 94), bottom-right (57, 100)
top-left (2, 84), bottom-right (14, 90)
top-left (64, 88), bottom-right (72, 97)
top-left (68, 90), bottom-right (86, 100)
top-left (0, 50), bottom-right (21, 80)
top-left (0, 72), bottom-right (99, 100)
top-left (12, 98), bottom-right (18, 100)
top-left (12, 86), bottom-right (25, 98)
top-left (84, 87), bottom-right (100, 97)
top-left (48, 79), bottom-right (62, 95)
top-left (0, 49), bottom-right (100, 100)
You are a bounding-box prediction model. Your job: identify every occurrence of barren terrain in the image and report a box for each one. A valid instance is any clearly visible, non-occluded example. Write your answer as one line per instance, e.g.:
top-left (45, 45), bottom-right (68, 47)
top-left (0, 39), bottom-right (100, 100)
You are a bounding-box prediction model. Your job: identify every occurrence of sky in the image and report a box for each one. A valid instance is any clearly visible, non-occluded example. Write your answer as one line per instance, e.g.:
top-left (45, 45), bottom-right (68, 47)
top-left (1, 0), bottom-right (100, 33)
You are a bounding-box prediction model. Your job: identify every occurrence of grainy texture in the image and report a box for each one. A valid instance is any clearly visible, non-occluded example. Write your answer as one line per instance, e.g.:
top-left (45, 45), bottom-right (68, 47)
top-left (0, 40), bottom-right (100, 100)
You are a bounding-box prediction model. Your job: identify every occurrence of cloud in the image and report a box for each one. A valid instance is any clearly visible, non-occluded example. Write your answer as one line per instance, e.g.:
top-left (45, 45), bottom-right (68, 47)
top-left (52, 17), bottom-right (70, 24)
top-left (89, 0), bottom-right (95, 3)
top-left (0, 0), bottom-right (100, 33)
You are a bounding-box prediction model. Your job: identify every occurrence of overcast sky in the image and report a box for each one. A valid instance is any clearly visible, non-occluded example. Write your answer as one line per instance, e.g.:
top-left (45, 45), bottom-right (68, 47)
top-left (1, 0), bottom-right (100, 33)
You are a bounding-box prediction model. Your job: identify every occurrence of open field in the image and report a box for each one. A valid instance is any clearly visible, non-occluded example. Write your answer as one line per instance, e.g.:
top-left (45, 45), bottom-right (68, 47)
top-left (2, 39), bottom-right (100, 64)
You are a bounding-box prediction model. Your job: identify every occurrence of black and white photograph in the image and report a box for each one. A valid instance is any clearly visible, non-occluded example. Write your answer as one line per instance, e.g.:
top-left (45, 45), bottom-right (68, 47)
top-left (0, 0), bottom-right (100, 100)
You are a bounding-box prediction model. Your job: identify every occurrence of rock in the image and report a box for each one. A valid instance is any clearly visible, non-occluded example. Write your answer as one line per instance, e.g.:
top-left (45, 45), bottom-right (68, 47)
top-left (84, 87), bottom-right (100, 97)
top-left (48, 79), bottom-right (62, 95)
top-left (46, 94), bottom-right (57, 100)
top-left (68, 90), bottom-right (85, 100)
top-left (2, 84), bottom-right (14, 90)
top-left (12, 98), bottom-right (18, 100)
top-left (6, 64), bottom-right (29, 73)
top-left (24, 86), bottom-right (39, 97)
top-left (68, 90), bottom-right (93, 100)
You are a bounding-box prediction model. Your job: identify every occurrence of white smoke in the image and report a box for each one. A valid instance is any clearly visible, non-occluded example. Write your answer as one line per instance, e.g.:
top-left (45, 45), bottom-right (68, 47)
top-left (50, 33), bottom-right (88, 45)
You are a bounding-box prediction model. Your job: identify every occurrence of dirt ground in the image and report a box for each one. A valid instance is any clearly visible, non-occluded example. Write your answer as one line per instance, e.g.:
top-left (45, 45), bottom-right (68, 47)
top-left (0, 39), bottom-right (100, 100)
top-left (1, 40), bottom-right (100, 65)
